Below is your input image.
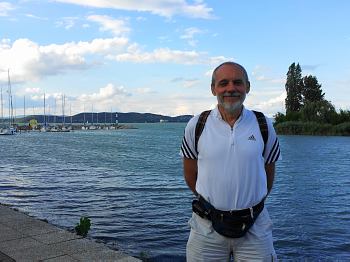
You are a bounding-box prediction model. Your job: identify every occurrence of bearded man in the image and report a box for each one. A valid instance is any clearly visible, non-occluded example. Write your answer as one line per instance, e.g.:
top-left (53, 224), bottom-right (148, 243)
top-left (180, 62), bottom-right (281, 261)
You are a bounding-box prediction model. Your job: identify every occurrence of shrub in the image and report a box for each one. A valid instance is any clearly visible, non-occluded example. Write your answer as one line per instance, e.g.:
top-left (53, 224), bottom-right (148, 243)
top-left (75, 217), bottom-right (91, 237)
top-left (333, 122), bottom-right (350, 136)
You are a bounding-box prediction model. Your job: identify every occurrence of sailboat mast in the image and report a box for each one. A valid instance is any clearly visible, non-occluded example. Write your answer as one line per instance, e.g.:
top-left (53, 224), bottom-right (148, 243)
top-left (91, 104), bottom-right (93, 125)
top-left (54, 97), bottom-right (56, 125)
top-left (23, 96), bottom-right (26, 124)
top-left (7, 69), bottom-right (14, 126)
top-left (1, 87), bottom-right (3, 125)
top-left (62, 94), bottom-right (65, 126)
top-left (44, 93), bottom-right (46, 127)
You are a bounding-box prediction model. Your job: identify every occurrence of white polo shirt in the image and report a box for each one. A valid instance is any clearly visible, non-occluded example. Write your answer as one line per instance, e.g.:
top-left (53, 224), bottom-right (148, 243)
top-left (180, 106), bottom-right (281, 211)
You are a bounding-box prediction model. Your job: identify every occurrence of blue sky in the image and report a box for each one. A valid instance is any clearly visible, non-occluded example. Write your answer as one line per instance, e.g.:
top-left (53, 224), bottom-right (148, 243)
top-left (0, 0), bottom-right (349, 117)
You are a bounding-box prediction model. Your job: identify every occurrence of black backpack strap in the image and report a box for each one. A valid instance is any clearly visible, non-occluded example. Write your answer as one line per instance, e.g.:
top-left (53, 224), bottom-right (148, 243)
top-left (252, 110), bottom-right (268, 156)
top-left (195, 110), bottom-right (211, 154)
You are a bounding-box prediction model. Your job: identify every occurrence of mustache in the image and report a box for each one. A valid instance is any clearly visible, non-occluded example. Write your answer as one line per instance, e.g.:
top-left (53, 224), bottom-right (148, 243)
top-left (222, 92), bottom-right (241, 97)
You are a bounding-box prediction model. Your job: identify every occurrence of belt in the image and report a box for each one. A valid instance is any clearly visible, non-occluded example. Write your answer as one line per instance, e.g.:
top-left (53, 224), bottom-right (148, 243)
top-left (198, 195), bottom-right (265, 221)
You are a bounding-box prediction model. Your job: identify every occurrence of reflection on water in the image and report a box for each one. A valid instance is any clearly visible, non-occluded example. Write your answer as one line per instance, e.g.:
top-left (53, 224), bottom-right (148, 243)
top-left (0, 127), bottom-right (349, 260)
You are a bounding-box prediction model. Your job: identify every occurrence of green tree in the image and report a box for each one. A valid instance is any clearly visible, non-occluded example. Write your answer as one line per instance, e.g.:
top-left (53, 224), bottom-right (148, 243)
top-left (301, 75), bottom-right (325, 104)
top-left (337, 109), bottom-right (350, 124)
top-left (285, 63), bottom-right (303, 114)
top-left (274, 112), bottom-right (286, 125)
top-left (300, 100), bottom-right (336, 124)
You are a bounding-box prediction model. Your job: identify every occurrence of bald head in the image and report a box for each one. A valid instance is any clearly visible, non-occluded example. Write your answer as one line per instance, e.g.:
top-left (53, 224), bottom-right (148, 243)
top-left (211, 62), bottom-right (249, 88)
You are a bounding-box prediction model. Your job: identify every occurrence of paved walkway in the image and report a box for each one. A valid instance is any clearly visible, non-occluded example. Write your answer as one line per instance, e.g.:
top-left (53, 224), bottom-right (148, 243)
top-left (0, 204), bottom-right (141, 262)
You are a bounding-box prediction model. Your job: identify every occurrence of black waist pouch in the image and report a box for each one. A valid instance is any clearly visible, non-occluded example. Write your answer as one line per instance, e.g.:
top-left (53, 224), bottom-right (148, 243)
top-left (192, 196), bottom-right (264, 238)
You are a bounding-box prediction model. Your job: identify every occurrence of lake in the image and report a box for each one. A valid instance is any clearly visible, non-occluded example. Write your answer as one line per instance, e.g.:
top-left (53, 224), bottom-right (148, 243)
top-left (0, 123), bottom-right (349, 260)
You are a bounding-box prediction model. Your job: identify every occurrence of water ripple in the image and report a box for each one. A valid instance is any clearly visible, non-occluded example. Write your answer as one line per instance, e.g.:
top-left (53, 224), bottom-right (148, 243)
top-left (1, 128), bottom-right (349, 260)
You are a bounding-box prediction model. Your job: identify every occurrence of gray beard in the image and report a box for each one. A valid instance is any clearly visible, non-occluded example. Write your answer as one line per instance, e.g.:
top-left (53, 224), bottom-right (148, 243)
top-left (218, 93), bottom-right (245, 115)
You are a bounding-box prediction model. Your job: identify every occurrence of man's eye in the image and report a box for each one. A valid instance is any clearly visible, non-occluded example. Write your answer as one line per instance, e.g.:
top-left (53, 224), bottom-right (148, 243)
top-left (219, 80), bottom-right (228, 86)
top-left (233, 80), bottom-right (243, 85)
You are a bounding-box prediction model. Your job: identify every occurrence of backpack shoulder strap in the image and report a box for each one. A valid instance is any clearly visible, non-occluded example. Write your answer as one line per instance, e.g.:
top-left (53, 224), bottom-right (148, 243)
top-left (195, 110), bottom-right (211, 154)
top-left (252, 110), bottom-right (268, 156)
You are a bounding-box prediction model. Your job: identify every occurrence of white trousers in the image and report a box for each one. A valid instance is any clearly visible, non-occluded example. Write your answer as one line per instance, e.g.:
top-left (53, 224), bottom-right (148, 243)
top-left (186, 208), bottom-right (277, 262)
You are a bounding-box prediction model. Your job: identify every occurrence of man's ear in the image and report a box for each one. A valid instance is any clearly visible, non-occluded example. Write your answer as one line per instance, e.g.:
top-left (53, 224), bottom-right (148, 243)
top-left (211, 85), bottom-right (216, 96)
top-left (246, 81), bottom-right (250, 94)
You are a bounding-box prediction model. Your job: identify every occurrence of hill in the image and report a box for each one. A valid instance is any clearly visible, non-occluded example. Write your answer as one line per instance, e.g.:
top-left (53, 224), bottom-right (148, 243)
top-left (14, 112), bottom-right (193, 124)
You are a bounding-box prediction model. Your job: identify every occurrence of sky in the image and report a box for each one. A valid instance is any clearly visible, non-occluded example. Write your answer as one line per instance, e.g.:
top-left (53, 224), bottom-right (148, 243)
top-left (0, 0), bottom-right (349, 118)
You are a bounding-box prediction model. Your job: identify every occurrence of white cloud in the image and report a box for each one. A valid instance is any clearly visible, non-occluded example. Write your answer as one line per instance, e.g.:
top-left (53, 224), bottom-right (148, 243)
top-left (25, 14), bottom-right (48, 20)
top-left (246, 91), bottom-right (286, 117)
top-left (113, 48), bottom-right (201, 64)
top-left (0, 37), bottom-right (129, 83)
top-left (209, 56), bottom-right (233, 65)
top-left (112, 46), bottom-right (229, 65)
top-left (79, 83), bottom-right (130, 102)
top-left (183, 79), bottom-right (200, 88)
top-left (74, 83), bottom-right (131, 112)
top-left (252, 65), bottom-right (285, 85)
top-left (54, 0), bottom-right (214, 19)
top-left (135, 87), bottom-right (155, 94)
top-left (25, 87), bottom-right (41, 94)
top-left (180, 27), bottom-right (203, 46)
top-left (0, 2), bottom-right (15, 16)
top-left (136, 16), bottom-right (147, 22)
top-left (87, 15), bottom-right (130, 36)
top-left (55, 17), bottom-right (79, 30)
top-left (205, 69), bottom-right (213, 77)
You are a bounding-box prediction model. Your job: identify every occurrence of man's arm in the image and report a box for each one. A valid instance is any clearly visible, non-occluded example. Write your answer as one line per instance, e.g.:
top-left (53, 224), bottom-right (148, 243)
top-left (183, 158), bottom-right (198, 195)
top-left (265, 162), bottom-right (275, 196)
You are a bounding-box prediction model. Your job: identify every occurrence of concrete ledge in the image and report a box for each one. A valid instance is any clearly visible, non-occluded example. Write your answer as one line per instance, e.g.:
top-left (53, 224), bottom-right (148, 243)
top-left (0, 204), bottom-right (140, 261)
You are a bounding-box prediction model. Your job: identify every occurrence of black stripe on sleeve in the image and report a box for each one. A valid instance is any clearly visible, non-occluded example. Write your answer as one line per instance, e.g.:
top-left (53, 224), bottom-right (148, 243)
top-left (271, 148), bottom-right (280, 163)
top-left (181, 137), bottom-right (196, 159)
top-left (266, 138), bottom-right (279, 164)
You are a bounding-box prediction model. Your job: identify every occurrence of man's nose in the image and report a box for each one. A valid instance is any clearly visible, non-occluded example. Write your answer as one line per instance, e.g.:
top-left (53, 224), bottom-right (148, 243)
top-left (226, 81), bottom-right (236, 92)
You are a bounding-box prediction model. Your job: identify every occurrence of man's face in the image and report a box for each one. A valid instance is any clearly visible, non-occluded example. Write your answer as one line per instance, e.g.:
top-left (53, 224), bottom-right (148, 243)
top-left (212, 64), bottom-right (250, 115)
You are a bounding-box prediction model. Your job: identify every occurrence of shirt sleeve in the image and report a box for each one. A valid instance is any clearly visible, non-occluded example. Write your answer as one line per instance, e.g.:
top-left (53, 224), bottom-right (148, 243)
top-left (179, 115), bottom-right (199, 159)
top-left (263, 117), bottom-right (282, 164)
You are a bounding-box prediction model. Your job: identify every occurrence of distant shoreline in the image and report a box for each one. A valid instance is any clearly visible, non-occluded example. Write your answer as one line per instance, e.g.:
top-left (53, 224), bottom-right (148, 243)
top-left (274, 121), bottom-right (350, 136)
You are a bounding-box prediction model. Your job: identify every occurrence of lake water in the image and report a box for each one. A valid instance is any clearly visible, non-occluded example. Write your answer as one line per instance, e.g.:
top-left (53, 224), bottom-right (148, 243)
top-left (0, 123), bottom-right (349, 261)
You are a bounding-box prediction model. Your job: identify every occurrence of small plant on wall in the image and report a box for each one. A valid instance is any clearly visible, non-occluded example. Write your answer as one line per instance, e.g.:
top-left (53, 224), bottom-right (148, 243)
top-left (75, 217), bottom-right (91, 237)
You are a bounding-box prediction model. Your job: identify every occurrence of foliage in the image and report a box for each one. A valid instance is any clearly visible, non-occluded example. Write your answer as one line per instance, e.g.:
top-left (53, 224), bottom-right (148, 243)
top-left (276, 62), bottom-right (349, 136)
top-left (284, 111), bottom-right (301, 122)
top-left (301, 75), bottom-right (325, 104)
top-left (335, 109), bottom-right (350, 124)
top-left (274, 112), bottom-right (286, 125)
top-left (333, 122), bottom-right (350, 136)
top-left (300, 100), bottom-right (337, 124)
top-left (275, 121), bottom-right (350, 136)
top-left (139, 251), bottom-right (150, 261)
top-left (29, 119), bottom-right (38, 128)
top-left (275, 121), bottom-right (333, 135)
top-left (285, 62), bottom-right (303, 114)
top-left (75, 217), bottom-right (91, 237)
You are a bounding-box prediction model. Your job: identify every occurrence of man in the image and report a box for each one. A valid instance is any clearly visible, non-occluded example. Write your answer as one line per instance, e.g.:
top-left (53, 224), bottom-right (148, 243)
top-left (180, 62), bottom-right (281, 261)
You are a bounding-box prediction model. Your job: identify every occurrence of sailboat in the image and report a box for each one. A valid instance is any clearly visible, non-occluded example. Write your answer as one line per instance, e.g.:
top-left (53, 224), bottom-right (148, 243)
top-left (40, 93), bottom-right (48, 132)
top-left (60, 94), bottom-right (70, 132)
top-left (0, 69), bottom-right (16, 135)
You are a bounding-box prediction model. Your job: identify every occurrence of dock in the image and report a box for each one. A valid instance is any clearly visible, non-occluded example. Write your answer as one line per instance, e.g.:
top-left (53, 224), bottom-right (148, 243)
top-left (0, 204), bottom-right (140, 261)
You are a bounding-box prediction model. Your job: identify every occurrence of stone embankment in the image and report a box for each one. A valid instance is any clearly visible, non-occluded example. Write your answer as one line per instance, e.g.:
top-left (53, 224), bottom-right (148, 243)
top-left (0, 204), bottom-right (140, 261)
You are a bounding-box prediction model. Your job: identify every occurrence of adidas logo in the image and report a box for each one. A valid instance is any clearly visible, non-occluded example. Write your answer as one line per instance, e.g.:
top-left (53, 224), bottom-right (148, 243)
top-left (248, 134), bottom-right (256, 141)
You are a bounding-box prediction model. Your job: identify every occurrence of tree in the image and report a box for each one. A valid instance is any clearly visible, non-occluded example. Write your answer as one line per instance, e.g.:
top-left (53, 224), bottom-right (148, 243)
top-left (274, 112), bottom-right (286, 125)
top-left (301, 75), bottom-right (325, 104)
top-left (285, 63), bottom-right (303, 114)
top-left (300, 100), bottom-right (336, 124)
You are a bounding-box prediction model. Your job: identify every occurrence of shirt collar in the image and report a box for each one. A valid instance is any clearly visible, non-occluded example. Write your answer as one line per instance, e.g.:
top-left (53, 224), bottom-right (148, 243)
top-left (213, 105), bottom-right (247, 123)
